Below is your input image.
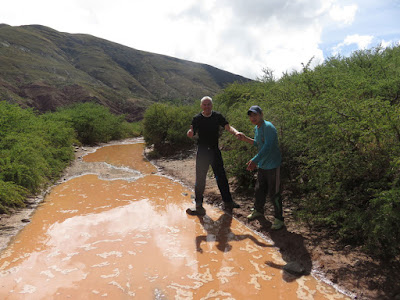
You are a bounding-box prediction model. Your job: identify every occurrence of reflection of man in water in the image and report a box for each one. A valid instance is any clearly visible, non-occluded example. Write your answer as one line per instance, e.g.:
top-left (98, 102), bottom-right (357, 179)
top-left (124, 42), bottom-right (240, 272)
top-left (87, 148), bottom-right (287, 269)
top-left (195, 212), bottom-right (269, 253)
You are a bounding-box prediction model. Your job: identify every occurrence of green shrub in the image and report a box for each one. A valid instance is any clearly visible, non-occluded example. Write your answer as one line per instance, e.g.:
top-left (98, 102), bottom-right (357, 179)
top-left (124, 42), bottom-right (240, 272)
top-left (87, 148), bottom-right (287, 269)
top-left (52, 102), bottom-right (130, 145)
top-left (143, 102), bottom-right (197, 155)
top-left (0, 180), bottom-right (28, 214)
top-left (216, 46), bottom-right (400, 258)
top-left (0, 101), bottom-right (75, 211)
top-left (122, 121), bottom-right (142, 137)
top-left (0, 100), bottom-right (138, 212)
top-left (143, 103), bottom-right (170, 150)
top-left (0, 102), bottom-right (75, 191)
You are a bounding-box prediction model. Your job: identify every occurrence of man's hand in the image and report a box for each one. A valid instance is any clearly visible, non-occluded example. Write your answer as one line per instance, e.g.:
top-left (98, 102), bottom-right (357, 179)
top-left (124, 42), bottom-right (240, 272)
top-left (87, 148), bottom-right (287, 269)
top-left (246, 159), bottom-right (257, 171)
top-left (187, 126), bottom-right (194, 138)
top-left (236, 132), bottom-right (245, 141)
top-left (236, 132), bottom-right (254, 145)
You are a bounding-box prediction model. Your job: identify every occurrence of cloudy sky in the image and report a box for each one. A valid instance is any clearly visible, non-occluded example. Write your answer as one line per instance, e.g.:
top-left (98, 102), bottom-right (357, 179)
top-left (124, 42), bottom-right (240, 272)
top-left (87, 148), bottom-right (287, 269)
top-left (1, 0), bottom-right (400, 79)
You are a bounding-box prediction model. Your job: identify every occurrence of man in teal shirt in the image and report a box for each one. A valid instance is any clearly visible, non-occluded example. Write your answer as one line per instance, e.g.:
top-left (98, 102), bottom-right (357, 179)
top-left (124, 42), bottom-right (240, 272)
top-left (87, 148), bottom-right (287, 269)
top-left (238, 105), bottom-right (284, 230)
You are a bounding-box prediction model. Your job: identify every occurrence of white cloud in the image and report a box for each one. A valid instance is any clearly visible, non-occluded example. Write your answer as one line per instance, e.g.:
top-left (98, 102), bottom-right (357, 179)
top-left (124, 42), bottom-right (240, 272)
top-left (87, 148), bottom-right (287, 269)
top-left (380, 39), bottom-right (400, 48)
top-left (329, 4), bottom-right (358, 25)
top-left (380, 39), bottom-right (395, 48)
top-left (1, 0), bottom-right (399, 79)
top-left (168, 0), bottom-right (334, 78)
top-left (332, 34), bottom-right (374, 55)
top-left (345, 34), bottom-right (374, 49)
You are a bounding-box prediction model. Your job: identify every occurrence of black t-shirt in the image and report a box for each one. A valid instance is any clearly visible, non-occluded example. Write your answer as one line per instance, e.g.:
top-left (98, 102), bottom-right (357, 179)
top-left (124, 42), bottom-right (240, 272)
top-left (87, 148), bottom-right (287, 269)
top-left (192, 111), bottom-right (228, 147)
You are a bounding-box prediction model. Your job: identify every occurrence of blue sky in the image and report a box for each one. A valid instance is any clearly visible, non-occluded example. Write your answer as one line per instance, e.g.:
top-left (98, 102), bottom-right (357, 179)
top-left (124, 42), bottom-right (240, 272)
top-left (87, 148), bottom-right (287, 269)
top-left (1, 0), bottom-right (400, 79)
top-left (321, 0), bottom-right (400, 58)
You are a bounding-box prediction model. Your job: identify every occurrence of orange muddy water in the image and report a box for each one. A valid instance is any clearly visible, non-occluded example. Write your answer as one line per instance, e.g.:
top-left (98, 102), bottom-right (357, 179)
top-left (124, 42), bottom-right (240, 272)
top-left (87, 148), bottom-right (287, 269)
top-left (0, 142), bottom-right (350, 299)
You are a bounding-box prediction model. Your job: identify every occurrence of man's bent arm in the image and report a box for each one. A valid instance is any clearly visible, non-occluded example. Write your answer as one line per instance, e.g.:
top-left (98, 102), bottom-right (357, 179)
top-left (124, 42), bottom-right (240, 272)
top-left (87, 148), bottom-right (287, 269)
top-left (225, 124), bottom-right (240, 136)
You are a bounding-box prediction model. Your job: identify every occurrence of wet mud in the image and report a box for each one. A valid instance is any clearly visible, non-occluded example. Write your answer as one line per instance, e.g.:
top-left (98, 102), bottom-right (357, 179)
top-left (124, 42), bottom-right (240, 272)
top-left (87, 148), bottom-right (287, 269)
top-left (0, 141), bottom-right (350, 299)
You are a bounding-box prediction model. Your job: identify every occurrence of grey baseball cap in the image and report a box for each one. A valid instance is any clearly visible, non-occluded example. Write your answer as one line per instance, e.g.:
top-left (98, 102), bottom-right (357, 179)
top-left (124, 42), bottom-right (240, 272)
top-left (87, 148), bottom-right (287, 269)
top-left (247, 105), bottom-right (262, 115)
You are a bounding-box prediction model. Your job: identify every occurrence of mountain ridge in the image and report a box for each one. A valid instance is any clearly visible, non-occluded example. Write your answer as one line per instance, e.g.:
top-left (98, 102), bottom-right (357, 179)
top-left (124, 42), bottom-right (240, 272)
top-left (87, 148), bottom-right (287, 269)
top-left (0, 24), bottom-right (251, 120)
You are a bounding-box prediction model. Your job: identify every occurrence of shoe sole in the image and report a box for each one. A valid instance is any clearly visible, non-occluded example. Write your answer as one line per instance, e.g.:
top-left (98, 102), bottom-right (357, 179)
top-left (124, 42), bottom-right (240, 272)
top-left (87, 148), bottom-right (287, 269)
top-left (247, 214), bottom-right (263, 221)
top-left (224, 203), bottom-right (240, 209)
top-left (271, 224), bottom-right (284, 230)
top-left (186, 208), bottom-right (205, 216)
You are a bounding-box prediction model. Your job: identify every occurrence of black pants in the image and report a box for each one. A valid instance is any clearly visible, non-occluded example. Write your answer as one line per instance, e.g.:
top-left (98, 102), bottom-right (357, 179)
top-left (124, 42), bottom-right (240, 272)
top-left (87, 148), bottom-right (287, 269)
top-left (195, 145), bottom-right (233, 206)
top-left (254, 167), bottom-right (283, 221)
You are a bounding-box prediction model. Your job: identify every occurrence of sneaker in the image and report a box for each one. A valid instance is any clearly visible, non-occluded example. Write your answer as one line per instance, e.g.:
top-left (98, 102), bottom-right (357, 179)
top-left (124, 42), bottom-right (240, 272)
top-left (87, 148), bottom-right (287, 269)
top-left (247, 210), bottom-right (263, 220)
top-left (271, 218), bottom-right (284, 230)
top-left (186, 206), bottom-right (206, 216)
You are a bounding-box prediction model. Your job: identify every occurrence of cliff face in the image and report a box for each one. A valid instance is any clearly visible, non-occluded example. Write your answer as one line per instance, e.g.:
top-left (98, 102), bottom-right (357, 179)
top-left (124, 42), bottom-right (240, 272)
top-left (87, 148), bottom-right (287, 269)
top-left (0, 24), bottom-right (251, 121)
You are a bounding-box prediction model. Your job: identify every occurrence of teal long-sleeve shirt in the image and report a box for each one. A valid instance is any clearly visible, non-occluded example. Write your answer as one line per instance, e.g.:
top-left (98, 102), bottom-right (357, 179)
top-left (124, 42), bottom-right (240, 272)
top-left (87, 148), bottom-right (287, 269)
top-left (252, 120), bottom-right (282, 170)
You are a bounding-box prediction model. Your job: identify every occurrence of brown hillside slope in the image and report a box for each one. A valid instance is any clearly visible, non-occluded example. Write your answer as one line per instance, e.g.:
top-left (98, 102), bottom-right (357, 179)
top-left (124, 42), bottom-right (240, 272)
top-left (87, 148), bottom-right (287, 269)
top-left (0, 24), bottom-right (251, 120)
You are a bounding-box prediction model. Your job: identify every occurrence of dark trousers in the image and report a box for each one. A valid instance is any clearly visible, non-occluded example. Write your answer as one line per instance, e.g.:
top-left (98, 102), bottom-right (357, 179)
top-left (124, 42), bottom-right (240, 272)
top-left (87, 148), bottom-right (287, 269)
top-left (254, 167), bottom-right (283, 221)
top-left (195, 145), bottom-right (233, 206)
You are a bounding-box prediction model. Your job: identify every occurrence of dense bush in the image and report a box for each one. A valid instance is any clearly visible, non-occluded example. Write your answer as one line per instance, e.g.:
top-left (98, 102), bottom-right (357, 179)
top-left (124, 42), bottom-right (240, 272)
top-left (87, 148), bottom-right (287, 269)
top-left (51, 102), bottom-right (132, 145)
top-left (0, 101), bottom-right (138, 213)
top-left (217, 46), bottom-right (400, 258)
top-left (0, 180), bottom-right (28, 213)
top-left (124, 120), bottom-right (143, 137)
top-left (142, 103), bottom-right (198, 156)
top-left (0, 101), bottom-right (75, 212)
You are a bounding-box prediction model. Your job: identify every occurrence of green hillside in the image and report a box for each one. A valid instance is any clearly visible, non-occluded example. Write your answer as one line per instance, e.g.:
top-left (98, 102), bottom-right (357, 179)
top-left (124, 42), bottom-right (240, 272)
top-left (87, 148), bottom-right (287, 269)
top-left (0, 24), bottom-right (250, 121)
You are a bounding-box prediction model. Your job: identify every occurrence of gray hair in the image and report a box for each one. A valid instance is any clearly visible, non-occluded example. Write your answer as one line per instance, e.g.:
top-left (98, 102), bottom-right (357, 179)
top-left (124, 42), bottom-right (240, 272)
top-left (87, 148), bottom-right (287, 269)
top-left (200, 96), bottom-right (213, 104)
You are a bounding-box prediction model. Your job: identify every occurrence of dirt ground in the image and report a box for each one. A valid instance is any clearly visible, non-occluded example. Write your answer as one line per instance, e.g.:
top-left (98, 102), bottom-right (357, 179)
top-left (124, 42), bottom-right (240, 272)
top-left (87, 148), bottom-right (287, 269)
top-left (1, 140), bottom-right (399, 300)
top-left (150, 149), bottom-right (400, 300)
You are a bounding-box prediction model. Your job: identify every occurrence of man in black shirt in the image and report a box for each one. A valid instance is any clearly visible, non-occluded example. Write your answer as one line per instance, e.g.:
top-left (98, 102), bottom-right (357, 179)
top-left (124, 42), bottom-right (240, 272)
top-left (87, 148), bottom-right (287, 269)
top-left (186, 96), bottom-right (241, 216)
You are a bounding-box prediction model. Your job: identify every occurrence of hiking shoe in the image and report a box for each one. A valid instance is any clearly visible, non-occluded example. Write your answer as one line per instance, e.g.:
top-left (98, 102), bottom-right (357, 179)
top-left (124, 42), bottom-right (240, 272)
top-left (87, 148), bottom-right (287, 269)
top-left (186, 206), bottom-right (206, 216)
top-left (231, 201), bottom-right (240, 208)
top-left (224, 201), bottom-right (240, 210)
top-left (271, 218), bottom-right (284, 230)
top-left (247, 210), bottom-right (263, 220)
